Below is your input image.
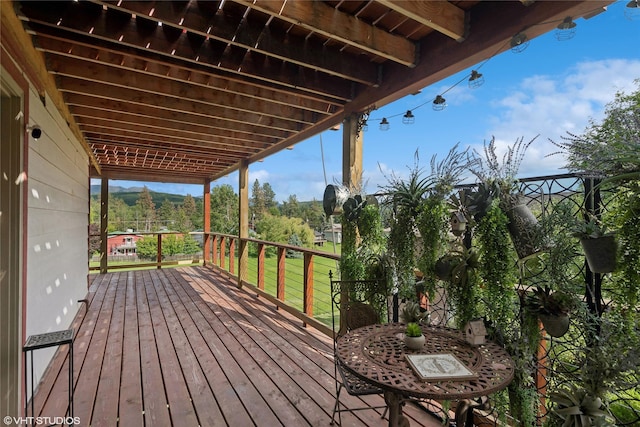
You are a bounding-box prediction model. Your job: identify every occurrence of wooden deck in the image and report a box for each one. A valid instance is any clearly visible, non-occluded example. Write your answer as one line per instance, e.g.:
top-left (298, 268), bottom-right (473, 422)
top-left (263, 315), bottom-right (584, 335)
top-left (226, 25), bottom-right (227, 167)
top-left (30, 267), bottom-right (444, 427)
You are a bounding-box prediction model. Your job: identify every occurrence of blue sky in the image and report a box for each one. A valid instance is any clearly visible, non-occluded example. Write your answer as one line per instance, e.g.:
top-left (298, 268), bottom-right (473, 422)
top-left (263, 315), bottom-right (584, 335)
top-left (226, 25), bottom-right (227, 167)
top-left (105, 1), bottom-right (640, 202)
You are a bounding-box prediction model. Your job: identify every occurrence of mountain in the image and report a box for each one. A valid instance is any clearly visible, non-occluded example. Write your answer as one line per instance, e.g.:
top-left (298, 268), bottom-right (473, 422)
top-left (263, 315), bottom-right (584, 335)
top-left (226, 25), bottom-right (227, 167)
top-left (90, 185), bottom-right (145, 194)
top-left (90, 186), bottom-right (201, 207)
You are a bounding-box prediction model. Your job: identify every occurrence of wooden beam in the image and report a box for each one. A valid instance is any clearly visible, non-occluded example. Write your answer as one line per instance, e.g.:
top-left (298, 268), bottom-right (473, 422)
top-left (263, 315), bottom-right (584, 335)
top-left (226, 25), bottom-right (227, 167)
top-left (233, 0), bottom-right (417, 67)
top-left (65, 96), bottom-right (291, 140)
top-left (1, 2), bottom-right (100, 172)
top-left (47, 55), bottom-right (320, 124)
top-left (376, 0), bottom-right (467, 41)
top-left (19, 5), bottom-right (355, 100)
top-left (94, 0), bottom-right (379, 86)
top-left (342, 113), bottom-right (364, 189)
top-left (74, 115), bottom-right (277, 147)
top-left (57, 76), bottom-right (309, 132)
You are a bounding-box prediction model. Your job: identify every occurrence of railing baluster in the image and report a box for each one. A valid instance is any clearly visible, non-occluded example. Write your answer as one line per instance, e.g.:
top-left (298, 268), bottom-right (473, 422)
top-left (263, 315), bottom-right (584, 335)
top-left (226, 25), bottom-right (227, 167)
top-left (277, 247), bottom-right (285, 302)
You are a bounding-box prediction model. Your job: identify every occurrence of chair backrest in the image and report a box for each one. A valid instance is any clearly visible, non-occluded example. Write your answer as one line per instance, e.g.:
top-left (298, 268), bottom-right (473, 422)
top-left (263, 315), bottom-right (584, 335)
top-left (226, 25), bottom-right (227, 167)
top-left (329, 270), bottom-right (389, 338)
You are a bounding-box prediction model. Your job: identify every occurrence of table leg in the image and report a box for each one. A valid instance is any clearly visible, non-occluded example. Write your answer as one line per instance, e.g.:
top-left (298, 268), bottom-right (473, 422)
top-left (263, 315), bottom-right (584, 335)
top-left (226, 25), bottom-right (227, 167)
top-left (384, 391), bottom-right (410, 427)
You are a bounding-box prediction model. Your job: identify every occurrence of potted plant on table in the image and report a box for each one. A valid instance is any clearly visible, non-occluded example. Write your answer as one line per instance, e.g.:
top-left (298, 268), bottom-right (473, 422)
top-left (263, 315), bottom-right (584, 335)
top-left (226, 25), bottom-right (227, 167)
top-left (404, 322), bottom-right (425, 350)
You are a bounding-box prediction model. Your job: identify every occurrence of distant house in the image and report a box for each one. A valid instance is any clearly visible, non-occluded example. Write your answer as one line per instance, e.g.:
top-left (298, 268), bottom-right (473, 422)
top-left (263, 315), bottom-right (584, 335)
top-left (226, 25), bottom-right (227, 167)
top-left (323, 224), bottom-right (342, 244)
top-left (107, 230), bottom-right (143, 255)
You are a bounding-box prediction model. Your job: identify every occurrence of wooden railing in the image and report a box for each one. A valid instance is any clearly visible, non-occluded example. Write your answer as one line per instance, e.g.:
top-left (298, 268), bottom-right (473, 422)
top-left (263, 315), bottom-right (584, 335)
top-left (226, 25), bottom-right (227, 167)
top-left (89, 231), bottom-right (203, 272)
top-left (202, 233), bottom-right (340, 336)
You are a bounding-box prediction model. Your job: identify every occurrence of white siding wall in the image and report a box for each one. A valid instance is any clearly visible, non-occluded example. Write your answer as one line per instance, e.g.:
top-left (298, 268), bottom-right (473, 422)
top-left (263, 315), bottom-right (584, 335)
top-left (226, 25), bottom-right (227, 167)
top-left (25, 88), bottom-right (89, 386)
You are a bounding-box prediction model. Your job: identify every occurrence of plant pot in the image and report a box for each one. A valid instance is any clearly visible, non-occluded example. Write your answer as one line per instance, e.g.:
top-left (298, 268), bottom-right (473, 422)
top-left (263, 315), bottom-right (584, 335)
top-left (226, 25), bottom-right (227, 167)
top-left (404, 334), bottom-right (425, 351)
top-left (502, 198), bottom-right (540, 259)
top-left (580, 235), bottom-right (617, 273)
top-left (435, 255), bottom-right (458, 281)
top-left (539, 313), bottom-right (570, 338)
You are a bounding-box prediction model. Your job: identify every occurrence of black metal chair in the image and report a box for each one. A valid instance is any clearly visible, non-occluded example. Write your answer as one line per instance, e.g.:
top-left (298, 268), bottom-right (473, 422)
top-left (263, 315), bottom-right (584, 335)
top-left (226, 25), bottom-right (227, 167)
top-left (329, 270), bottom-right (390, 425)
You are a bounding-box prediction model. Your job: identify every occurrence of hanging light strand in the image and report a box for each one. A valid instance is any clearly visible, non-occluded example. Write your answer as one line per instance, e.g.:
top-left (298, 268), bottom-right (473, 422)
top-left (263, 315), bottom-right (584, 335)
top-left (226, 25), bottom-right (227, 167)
top-left (364, 6), bottom-right (609, 131)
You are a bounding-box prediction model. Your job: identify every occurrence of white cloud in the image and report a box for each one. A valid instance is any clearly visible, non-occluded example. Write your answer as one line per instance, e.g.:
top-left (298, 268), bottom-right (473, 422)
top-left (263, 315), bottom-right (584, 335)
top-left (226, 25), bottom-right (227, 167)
top-left (484, 58), bottom-right (640, 177)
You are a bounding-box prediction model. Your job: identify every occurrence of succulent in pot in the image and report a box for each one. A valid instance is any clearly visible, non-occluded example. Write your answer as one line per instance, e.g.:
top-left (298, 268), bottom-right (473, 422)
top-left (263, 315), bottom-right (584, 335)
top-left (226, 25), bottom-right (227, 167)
top-left (524, 286), bottom-right (574, 338)
top-left (404, 322), bottom-right (425, 350)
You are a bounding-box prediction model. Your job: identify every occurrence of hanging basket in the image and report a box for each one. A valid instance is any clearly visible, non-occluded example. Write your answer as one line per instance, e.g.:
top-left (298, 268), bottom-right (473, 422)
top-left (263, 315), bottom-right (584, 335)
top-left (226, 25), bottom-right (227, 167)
top-left (580, 235), bottom-right (617, 273)
top-left (539, 313), bottom-right (570, 338)
top-left (502, 197), bottom-right (540, 259)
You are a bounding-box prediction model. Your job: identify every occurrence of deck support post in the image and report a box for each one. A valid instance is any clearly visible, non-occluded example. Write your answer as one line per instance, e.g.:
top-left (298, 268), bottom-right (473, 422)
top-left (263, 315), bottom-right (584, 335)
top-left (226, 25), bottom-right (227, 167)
top-left (238, 159), bottom-right (249, 288)
top-left (203, 179), bottom-right (211, 266)
top-left (342, 113), bottom-right (364, 189)
top-left (99, 177), bottom-right (108, 274)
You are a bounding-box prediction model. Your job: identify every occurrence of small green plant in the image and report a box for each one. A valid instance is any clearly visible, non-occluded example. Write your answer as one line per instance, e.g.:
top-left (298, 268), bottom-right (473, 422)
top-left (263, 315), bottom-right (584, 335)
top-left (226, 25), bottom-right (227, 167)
top-left (571, 214), bottom-right (611, 239)
top-left (405, 322), bottom-right (423, 337)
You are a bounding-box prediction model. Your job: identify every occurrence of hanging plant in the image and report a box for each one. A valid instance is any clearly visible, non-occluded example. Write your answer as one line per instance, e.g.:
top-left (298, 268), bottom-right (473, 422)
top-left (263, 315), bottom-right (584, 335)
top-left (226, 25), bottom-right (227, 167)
top-left (470, 136), bottom-right (542, 259)
top-left (476, 201), bottom-right (517, 338)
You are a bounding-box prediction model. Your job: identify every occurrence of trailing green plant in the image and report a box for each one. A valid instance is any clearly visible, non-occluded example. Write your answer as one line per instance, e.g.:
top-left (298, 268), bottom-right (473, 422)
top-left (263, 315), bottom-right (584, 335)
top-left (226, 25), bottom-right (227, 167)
top-left (416, 195), bottom-right (449, 297)
top-left (439, 246), bottom-right (480, 328)
top-left (476, 200), bottom-right (517, 336)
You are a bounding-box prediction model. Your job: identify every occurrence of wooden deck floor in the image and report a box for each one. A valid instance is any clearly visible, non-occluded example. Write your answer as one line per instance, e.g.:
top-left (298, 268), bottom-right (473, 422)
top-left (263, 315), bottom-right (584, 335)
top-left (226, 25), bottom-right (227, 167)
top-left (31, 267), bottom-right (444, 427)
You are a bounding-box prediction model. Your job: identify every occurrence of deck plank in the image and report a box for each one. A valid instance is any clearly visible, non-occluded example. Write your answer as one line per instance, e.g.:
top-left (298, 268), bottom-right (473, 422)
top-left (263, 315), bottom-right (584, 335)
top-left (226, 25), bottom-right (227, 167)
top-left (91, 271), bottom-right (126, 425)
top-left (30, 267), bottom-right (443, 427)
top-left (117, 272), bottom-right (144, 426)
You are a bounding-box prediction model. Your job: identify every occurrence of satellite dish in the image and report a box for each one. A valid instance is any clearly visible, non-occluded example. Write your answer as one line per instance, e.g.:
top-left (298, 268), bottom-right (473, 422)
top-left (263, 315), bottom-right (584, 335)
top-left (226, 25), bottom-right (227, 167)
top-left (322, 184), bottom-right (350, 217)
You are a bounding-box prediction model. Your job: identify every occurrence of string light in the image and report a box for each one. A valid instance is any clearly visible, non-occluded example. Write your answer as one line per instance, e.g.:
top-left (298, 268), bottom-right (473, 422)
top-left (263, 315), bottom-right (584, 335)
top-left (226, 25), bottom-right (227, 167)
top-left (468, 70), bottom-right (484, 89)
top-left (510, 33), bottom-right (529, 53)
top-left (360, 6), bottom-right (609, 132)
top-left (432, 95), bottom-right (447, 111)
top-left (402, 110), bottom-right (415, 124)
top-left (555, 17), bottom-right (577, 41)
top-left (625, 0), bottom-right (640, 20)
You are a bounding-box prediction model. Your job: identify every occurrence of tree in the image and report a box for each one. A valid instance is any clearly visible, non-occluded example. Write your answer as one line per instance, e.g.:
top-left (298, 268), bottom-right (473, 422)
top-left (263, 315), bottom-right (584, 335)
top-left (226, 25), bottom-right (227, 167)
top-left (281, 194), bottom-right (300, 218)
top-left (158, 198), bottom-right (176, 228)
top-left (136, 186), bottom-right (156, 231)
top-left (182, 194), bottom-right (198, 228)
top-left (250, 179), bottom-right (266, 219)
top-left (255, 214), bottom-right (315, 256)
top-left (262, 182), bottom-right (277, 211)
top-left (210, 184), bottom-right (239, 234)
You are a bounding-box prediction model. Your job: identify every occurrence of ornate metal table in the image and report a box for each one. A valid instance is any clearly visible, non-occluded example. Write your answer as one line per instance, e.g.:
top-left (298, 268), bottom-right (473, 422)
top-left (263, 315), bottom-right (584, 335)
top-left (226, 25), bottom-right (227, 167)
top-left (335, 323), bottom-right (514, 427)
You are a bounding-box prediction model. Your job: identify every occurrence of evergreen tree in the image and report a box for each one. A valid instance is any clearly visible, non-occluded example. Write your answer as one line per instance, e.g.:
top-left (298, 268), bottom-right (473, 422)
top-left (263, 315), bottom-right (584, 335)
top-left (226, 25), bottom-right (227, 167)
top-left (158, 198), bottom-right (176, 229)
top-left (250, 179), bottom-right (266, 219)
top-left (136, 186), bottom-right (156, 231)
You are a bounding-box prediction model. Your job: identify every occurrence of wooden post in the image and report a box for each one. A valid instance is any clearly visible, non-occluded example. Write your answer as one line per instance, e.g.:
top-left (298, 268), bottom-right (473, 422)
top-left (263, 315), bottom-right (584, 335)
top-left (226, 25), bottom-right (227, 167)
top-left (219, 236), bottom-right (226, 269)
top-left (99, 177), bottom-right (108, 274)
top-left (303, 253), bottom-right (314, 318)
top-left (212, 234), bottom-right (218, 267)
top-left (229, 238), bottom-right (235, 274)
top-left (257, 243), bottom-right (265, 291)
top-left (156, 233), bottom-right (162, 269)
top-left (238, 159), bottom-right (249, 287)
top-left (203, 179), bottom-right (211, 265)
top-left (342, 113), bottom-right (364, 189)
top-left (277, 247), bottom-right (286, 303)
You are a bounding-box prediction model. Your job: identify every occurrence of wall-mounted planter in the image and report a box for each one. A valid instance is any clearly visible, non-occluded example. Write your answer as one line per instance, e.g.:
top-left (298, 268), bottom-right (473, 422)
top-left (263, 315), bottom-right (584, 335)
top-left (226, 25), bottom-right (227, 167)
top-left (580, 235), bottom-right (617, 273)
top-left (502, 197), bottom-right (540, 259)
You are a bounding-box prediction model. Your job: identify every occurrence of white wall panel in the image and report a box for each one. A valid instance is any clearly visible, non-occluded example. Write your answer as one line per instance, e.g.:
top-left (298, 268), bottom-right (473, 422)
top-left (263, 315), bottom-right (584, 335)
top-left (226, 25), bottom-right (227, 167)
top-left (25, 88), bottom-right (89, 386)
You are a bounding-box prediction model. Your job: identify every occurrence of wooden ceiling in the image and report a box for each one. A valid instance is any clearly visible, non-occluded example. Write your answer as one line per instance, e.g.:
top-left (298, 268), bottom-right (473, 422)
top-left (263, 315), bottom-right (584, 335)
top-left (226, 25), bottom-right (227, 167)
top-left (13, 0), bottom-right (611, 184)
